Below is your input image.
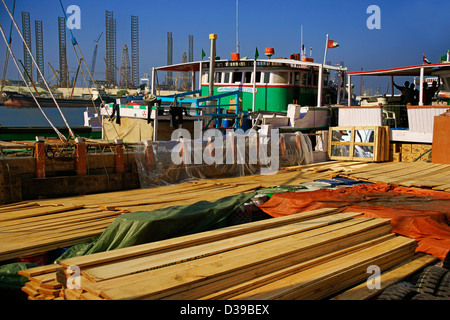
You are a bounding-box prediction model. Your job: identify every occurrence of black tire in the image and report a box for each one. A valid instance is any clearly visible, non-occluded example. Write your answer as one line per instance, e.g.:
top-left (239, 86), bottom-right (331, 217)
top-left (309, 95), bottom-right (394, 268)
top-left (411, 292), bottom-right (446, 300)
top-left (435, 271), bottom-right (450, 299)
top-left (378, 284), bottom-right (418, 300)
top-left (443, 251), bottom-right (450, 271)
top-left (415, 266), bottom-right (448, 295)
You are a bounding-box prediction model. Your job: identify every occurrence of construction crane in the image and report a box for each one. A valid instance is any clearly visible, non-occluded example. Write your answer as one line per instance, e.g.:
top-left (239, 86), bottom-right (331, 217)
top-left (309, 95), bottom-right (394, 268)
top-left (90, 32), bottom-right (103, 85)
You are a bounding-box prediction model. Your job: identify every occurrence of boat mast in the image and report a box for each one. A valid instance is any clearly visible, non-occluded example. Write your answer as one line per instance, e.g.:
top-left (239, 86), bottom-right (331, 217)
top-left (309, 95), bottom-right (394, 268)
top-left (236, 0), bottom-right (240, 54)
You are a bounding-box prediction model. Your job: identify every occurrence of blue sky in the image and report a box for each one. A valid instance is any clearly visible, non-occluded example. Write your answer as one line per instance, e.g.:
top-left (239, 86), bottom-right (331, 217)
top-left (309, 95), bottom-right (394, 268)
top-left (1, 0), bottom-right (450, 93)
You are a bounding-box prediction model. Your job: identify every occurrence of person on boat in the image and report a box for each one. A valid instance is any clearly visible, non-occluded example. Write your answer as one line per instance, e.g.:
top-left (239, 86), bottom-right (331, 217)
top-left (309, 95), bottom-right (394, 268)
top-left (393, 80), bottom-right (414, 104)
top-left (410, 83), bottom-right (419, 105)
top-left (422, 82), bottom-right (430, 105)
top-left (426, 81), bottom-right (439, 104)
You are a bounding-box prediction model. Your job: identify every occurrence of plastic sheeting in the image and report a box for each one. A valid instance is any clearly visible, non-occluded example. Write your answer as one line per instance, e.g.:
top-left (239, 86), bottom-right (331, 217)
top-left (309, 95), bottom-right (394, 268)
top-left (57, 192), bottom-right (256, 261)
top-left (134, 130), bottom-right (314, 188)
top-left (257, 184), bottom-right (450, 260)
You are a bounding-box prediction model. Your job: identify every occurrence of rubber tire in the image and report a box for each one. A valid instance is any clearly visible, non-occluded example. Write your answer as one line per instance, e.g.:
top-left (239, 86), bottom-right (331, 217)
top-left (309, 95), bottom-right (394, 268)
top-left (435, 271), bottom-right (450, 299)
top-left (443, 251), bottom-right (450, 271)
top-left (378, 285), bottom-right (418, 300)
top-left (411, 292), bottom-right (445, 300)
top-left (415, 266), bottom-right (448, 295)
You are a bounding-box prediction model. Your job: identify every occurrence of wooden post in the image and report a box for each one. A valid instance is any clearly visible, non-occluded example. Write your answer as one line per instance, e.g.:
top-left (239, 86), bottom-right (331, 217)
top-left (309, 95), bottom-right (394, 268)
top-left (144, 140), bottom-right (155, 171)
top-left (75, 137), bottom-right (87, 176)
top-left (114, 139), bottom-right (125, 174)
top-left (280, 133), bottom-right (286, 156)
top-left (35, 137), bottom-right (45, 179)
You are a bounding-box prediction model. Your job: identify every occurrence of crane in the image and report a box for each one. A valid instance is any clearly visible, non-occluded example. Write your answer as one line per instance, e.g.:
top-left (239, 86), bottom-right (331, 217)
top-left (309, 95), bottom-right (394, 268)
top-left (90, 32), bottom-right (103, 84)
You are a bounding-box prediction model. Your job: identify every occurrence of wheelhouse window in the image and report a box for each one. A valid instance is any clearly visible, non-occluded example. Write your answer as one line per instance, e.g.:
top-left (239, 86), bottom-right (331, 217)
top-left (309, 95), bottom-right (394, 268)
top-left (232, 72), bottom-right (243, 83)
top-left (272, 72), bottom-right (289, 84)
top-left (202, 72), bottom-right (209, 84)
top-left (255, 71), bottom-right (262, 83)
top-left (264, 72), bottom-right (270, 84)
top-left (294, 72), bottom-right (300, 86)
top-left (244, 72), bottom-right (252, 84)
top-left (224, 72), bottom-right (230, 84)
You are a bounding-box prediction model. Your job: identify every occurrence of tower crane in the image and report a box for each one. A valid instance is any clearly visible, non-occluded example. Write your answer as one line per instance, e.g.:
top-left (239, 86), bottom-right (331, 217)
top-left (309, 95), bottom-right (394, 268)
top-left (90, 32), bottom-right (103, 84)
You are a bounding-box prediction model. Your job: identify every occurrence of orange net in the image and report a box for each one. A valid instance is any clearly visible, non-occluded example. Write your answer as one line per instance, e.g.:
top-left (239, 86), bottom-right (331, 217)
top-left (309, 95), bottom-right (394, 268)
top-left (258, 184), bottom-right (450, 260)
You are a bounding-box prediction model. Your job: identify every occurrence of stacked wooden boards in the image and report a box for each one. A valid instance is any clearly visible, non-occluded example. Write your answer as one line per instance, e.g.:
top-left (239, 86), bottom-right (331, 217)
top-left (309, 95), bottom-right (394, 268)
top-left (17, 208), bottom-right (436, 300)
top-left (333, 161), bottom-right (450, 192)
top-left (0, 161), bottom-right (369, 263)
top-left (0, 202), bottom-right (124, 262)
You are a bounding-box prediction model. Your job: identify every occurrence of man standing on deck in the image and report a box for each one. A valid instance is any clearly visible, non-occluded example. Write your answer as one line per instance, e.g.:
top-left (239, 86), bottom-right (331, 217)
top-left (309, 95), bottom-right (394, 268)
top-left (393, 80), bottom-right (414, 105)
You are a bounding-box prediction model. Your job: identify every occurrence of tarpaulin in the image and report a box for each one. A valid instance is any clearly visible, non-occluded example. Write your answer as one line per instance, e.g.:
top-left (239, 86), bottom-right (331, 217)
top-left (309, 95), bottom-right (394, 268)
top-left (258, 184), bottom-right (450, 260)
top-left (57, 192), bottom-right (256, 261)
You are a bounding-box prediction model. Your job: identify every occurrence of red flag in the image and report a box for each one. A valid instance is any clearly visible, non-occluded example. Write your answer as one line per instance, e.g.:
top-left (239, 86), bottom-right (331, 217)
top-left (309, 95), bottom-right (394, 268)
top-left (328, 40), bottom-right (339, 49)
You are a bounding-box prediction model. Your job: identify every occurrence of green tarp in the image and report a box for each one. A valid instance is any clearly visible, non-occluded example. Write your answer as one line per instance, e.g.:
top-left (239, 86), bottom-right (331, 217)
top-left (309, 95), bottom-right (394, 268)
top-left (57, 192), bottom-right (256, 261)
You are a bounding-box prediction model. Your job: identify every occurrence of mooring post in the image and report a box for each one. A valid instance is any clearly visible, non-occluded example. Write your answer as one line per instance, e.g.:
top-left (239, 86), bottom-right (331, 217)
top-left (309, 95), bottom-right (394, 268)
top-left (114, 139), bottom-right (125, 174)
top-left (75, 137), bottom-right (87, 176)
top-left (144, 140), bottom-right (155, 171)
top-left (35, 136), bottom-right (46, 179)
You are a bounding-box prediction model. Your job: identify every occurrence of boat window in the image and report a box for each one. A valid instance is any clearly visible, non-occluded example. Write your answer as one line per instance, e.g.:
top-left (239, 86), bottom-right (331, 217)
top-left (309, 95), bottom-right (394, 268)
top-left (232, 72), bottom-right (242, 83)
top-left (323, 74), bottom-right (329, 87)
top-left (202, 72), bottom-right (209, 84)
top-left (224, 72), bottom-right (230, 84)
top-left (255, 71), bottom-right (262, 83)
top-left (301, 73), bottom-right (307, 86)
top-left (216, 72), bottom-right (222, 83)
top-left (264, 72), bottom-right (270, 84)
top-left (244, 72), bottom-right (252, 84)
top-left (272, 72), bottom-right (289, 84)
top-left (307, 73), bottom-right (312, 86)
top-left (294, 72), bottom-right (300, 86)
top-left (313, 74), bottom-right (318, 86)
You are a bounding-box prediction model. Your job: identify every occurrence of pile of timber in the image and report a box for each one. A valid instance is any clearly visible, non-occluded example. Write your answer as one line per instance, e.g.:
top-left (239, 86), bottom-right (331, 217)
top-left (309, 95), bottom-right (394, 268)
top-left (17, 208), bottom-right (437, 300)
top-left (0, 202), bottom-right (124, 262)
top-left (334, 161), bottom-right (450, 192)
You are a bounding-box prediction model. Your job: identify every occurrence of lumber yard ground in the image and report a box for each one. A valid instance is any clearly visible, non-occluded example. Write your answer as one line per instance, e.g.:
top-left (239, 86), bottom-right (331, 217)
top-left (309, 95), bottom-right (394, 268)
top-left (0, 160), bottom-right (449, 309)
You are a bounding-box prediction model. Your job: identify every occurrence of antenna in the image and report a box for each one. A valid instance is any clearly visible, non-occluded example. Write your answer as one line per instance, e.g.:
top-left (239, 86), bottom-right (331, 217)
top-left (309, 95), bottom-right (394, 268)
top-left (301, 25), bottom-right (304, 58)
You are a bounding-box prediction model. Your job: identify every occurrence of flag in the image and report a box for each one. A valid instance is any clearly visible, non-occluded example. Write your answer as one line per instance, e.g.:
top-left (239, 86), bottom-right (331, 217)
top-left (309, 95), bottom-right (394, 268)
top-left (255, 47), bottom-right (259, 60)
top-left (327, 40), bottom-right (339, 49)
top-left (202, 49), bottom-right (206, 60)
top-left (423, 53), bottom-right (431, 64)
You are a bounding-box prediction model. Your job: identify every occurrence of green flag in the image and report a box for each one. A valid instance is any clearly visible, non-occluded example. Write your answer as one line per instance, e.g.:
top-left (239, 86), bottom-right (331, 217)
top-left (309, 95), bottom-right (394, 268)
top-left (202, 49), bottom-right (206, 60)
top-left (255, 47), bottom-right (259, 60)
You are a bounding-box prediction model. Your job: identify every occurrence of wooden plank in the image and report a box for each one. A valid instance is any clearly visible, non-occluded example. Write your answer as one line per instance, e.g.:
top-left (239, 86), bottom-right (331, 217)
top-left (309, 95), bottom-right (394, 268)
top-left (0, 204), bottom-right (85, 222)
top-left (98, 219), bottom-right (393, 300)
top-left (228, 236), bottom-right (416, 300)
top-left (176, 234), bottom-right (397, 300)
top-left (81, 212), bottom-right (364, 282)
top-left (59, 208), bottom-right (340, 269)
top-left (330, 253), bottom-right (438, 300)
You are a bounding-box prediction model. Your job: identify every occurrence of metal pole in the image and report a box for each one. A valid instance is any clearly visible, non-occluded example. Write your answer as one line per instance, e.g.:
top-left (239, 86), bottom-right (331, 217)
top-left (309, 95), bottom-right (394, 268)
top-left (252, 59), bottom-right (257, 113)
top-left (208, 34), bottom-right (217, 97)
top-left (419, 67), bottom-right (424, 106)
top-left (323, 34), bottom-right (329, 65)
top-left (348, 74), bottom-right (352, 106)
top-left (317, 65), bottom-right (323, 107)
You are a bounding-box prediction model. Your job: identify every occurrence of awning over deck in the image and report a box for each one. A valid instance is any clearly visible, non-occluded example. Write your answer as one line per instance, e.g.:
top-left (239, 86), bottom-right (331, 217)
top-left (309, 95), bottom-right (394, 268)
top-left (348, 62), bottom-right (450, 77)
top-left (347, 62), bottom-right (450, 106)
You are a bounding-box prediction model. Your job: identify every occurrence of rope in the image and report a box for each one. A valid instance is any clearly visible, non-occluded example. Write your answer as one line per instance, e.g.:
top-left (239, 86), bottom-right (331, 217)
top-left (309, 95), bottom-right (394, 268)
top-left (0, 24), bottom-right (66, 142)
top-left (1, 0), bottom-right (75, 139)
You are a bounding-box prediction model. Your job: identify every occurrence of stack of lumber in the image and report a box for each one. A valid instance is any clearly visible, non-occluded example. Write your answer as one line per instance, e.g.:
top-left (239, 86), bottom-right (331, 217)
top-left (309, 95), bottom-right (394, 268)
top-left (18, 208), bottom-right (436, 300)
top-left (0, 161), bottom-right (369, 263)
top-left (0, 202), bottom-right (124, 262)
top-left (333, 161), bottom-right (450, 192)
